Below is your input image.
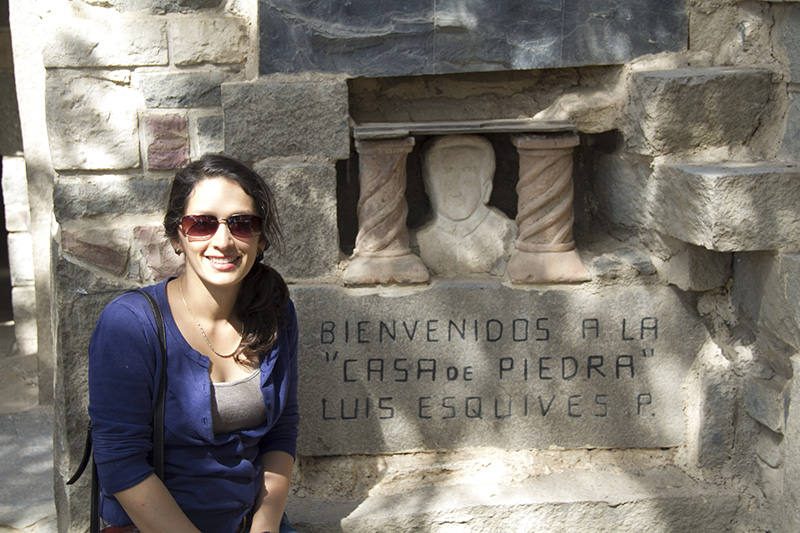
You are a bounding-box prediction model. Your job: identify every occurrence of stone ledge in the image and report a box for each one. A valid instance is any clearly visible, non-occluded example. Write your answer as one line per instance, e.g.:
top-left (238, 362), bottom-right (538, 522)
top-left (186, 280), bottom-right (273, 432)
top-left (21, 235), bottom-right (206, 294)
top-left (651, 163), bottom-right (800, 252)
top-left (287, 468), bottom-right (739, 532)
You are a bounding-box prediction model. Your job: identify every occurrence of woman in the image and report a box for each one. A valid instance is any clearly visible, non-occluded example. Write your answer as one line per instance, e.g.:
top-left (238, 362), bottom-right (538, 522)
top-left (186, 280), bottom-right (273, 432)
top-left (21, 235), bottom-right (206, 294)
top-left (88, 155), bottom-right (298, 533)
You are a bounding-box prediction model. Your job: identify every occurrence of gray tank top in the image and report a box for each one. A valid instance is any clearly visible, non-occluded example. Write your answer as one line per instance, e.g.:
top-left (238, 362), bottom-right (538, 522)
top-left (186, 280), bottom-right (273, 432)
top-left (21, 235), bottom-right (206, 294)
top-left (210, 369), bottom-right (268, 434)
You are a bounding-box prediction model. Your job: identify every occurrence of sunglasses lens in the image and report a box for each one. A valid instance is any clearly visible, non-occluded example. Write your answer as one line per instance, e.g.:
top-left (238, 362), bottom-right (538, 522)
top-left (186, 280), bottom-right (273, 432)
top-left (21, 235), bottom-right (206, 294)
top-left (182, 215), bottom-right (218, 238)
top-left (227, 215), bottom-right (263, 239)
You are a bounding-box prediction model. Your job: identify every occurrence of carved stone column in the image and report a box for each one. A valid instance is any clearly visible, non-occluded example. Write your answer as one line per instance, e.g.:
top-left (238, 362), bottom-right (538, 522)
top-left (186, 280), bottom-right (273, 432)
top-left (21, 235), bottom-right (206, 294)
top-left (343, 137), bottom-right (429, 285)
top-left (508, 132), bottom-right (590, 283)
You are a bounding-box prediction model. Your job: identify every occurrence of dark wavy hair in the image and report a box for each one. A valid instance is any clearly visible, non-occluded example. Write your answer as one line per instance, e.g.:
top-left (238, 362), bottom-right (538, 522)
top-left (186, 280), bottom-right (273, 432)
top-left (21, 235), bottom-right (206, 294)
top-left (164, 154), bottom-right (290, 361)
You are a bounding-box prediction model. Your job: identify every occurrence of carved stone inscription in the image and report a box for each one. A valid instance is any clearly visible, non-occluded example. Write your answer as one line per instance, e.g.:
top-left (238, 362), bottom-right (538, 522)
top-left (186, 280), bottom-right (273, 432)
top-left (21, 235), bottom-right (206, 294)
top-left (291, 284), bottom-right (706, 456)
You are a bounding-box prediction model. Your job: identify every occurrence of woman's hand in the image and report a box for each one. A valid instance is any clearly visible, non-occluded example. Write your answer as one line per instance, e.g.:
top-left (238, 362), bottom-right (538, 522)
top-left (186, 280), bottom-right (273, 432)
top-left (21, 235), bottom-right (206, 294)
top-left (249, 450), bottom-right (294, 533)
top-left (114, 474), bottom-right (201, 533)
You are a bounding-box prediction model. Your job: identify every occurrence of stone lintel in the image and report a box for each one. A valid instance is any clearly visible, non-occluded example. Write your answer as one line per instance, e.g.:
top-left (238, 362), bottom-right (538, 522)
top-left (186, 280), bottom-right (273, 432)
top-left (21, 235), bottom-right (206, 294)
top-left (354, 119), bottom-right (576, 140)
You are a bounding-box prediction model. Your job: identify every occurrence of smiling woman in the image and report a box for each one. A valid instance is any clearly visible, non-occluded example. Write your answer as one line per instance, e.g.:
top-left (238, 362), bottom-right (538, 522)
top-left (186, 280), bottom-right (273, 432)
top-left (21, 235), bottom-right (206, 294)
top-left (88, 155), bottom-right (299, 533)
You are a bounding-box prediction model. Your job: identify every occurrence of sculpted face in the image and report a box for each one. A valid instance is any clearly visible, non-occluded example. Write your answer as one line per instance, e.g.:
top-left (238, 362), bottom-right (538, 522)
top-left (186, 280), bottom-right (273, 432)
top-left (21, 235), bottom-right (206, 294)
top-left (423, 135), bottom-right (496, 221)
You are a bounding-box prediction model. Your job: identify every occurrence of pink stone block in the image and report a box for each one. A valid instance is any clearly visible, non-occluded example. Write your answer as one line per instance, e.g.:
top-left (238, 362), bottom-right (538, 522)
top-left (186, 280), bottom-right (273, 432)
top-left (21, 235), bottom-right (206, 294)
top-left (145, 113), bottom-right (190, 170)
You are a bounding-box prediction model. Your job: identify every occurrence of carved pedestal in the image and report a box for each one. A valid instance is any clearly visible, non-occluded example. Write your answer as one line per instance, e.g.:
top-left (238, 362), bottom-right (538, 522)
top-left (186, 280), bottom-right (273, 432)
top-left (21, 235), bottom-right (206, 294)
top-left (509, 133), bottom-right (590, 283)
top-left (343, 137), bottom-right (430, 285)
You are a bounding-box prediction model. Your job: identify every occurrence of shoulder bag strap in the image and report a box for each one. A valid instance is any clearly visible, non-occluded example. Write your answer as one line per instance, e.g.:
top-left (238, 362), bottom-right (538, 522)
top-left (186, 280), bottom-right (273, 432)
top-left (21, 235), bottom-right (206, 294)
top-left (131, 288), bottom-right (168, 480)
top-left (67, 288), bottom-right (168, 481)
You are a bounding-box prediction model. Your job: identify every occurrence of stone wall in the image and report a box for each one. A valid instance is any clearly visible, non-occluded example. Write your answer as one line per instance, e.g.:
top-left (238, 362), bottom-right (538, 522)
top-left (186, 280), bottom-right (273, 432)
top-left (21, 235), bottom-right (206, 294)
top-left (6, 0), bottom-right (800, 531)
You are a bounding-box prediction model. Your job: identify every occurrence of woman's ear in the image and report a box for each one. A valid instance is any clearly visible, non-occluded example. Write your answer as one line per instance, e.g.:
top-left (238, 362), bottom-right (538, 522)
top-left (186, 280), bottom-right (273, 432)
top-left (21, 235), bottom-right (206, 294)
top-left (170, 237), bottom-right (183, 255)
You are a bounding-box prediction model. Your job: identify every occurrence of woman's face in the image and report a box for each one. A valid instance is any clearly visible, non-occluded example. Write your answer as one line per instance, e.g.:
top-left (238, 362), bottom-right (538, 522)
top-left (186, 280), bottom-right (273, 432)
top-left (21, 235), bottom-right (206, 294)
top-left (175, 177), bottom-right (263, 291)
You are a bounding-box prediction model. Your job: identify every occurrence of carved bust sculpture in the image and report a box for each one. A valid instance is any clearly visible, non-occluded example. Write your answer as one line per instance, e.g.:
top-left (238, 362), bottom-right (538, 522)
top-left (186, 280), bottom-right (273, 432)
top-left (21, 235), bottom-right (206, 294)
top-left (414, 135), bottom-right (517, 275)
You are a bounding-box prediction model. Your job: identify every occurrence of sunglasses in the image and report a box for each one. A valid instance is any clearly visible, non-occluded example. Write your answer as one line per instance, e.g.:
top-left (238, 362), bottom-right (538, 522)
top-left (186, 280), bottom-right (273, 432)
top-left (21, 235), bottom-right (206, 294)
top-left (180, 214), bottom-right (263, 240)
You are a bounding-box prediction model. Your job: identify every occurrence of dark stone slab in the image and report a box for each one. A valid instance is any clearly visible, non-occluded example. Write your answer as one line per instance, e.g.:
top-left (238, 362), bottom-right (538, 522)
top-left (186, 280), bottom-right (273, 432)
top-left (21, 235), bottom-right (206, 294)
top-left (259, 0), bottom-right (687, 77)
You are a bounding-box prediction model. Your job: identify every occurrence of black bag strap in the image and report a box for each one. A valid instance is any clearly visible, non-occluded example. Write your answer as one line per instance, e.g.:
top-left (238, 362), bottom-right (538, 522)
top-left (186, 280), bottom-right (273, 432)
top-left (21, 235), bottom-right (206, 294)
top-left (135, 288), bottom-right (167, 479)
top-left (67, 288), bottom-right (168, 482)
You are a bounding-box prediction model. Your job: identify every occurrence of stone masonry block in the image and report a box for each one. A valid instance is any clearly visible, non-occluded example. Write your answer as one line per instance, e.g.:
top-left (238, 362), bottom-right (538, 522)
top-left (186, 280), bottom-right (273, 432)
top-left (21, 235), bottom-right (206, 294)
top-left (46, 70), bottom-right (140, 170)
top-left (650, 163), bottom-right (800, 252)
top-left (11, 286), bottom-right (37, 355)
top-left (81, 0), bottom-right (225, 14)
top-left (42, 16), bottom-right (168, 68)
top-left (779, 5), bottom-right (800, 82)
top-left (299, 469), bottom-right (739, 533)
top-left (780, 90), bottom-right (800, 162)
top-left (61, 226), bottom-right (131, 277)
top-left (254, 161), bottom-right (339, 280)
top-left (783, 354), bottom-right (800, 532)
top-left (745, 377), bottom-right (790, 433)
top-left (223, 76), bottom-right (350, 161)
top-left (145, 113), bottom-right (190, 170)
top-left (6, 233), bottom-right (34, 286)
top-left (627, 68), bottom-right (772, 156)
top-left (654, 242), bottom-right (732, 292)
top-left (134, 225), bottom-right (185, 282)
top-left (0, 71), bottom-right (22, 155)
top-left (593, 152), bottom-right (656, 228)
top-left (733, 252), bottom-right (800, 351)
top-left (191, 113), bottom-right (224, 156)
top-left (4, 206), bottom-right (29, 234)
top-left (138, 70), bottom-right (237, 108)
top-left (54, 175), bottom-right (172, 221)
top-left (170, 17), bottom-right (248, 66)
top-left (1, 156), bottom-right (28, 207)
top-left (2, 156), bottom-right (30, 232)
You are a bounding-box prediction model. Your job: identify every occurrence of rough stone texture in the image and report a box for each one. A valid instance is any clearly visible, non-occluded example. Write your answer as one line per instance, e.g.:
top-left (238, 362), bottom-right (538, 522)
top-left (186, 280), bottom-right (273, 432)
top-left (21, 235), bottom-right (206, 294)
top-left (289, 468), bottom-right (738, 532)
top-left (254, 161), bottom-right (339, 281)
top-left (2, 156), bottom-right (30, 232)
top-left (222, 76), bottom-right (350, 162)
top-left (61, 227), bottom-right (130, 277)
top-left (170, 16), bottom-right (248, 66)
top-left (778, 4), bottom-right (800, 82)
top-left (138, 70), bottom-right (237, 108)
top-left (653, 242), bottom-right (732, 292)
top-left (54, 176), bottom-right (172, 221)
top-left (145, 113), bottom-right (190, 170)
top-left (11, 286), bottom-right (38, 356)
top-left (46, 70), bottom-right (140, 170)
top-left (6, 233), bottom-right (34, 287)
top-left (0, 71), bottom-right (22, 155)
top-left (191, 113), bottom-right (225, 157)
top-left (650, 163), bottom-right (800, 252)
top-left (682, 343), bottom-right (737, 469)
top-left (53, 259), bottom-right (130, 533)
top-left (80, 0), bottom-right (225, 13)
top-left (733, 252), bottom-right (800, 352)
top-left (782, 354), bottom-right (800, 533)
top-left (593, 152), bottom-right (656, 229)
top-left (780, 90), bottom-right (800, 162)
top-left (259, 0), bottom-right (687, 77)
top-left (134, 225), bottom-right (185, 283)
top-left (291, 282), bottom-right (706, 455)
top-left (42, 16), bottom-right (168, 68)
top-left (745, 377), bottom-right (790, 434)
top-left (627, 68), bottom-right (773, 156)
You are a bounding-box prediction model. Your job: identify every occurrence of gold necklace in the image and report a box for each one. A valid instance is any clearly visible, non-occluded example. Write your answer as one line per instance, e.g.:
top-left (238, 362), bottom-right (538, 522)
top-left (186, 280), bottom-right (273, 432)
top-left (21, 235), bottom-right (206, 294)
top-left (179, 279), bottom-right (242, 358)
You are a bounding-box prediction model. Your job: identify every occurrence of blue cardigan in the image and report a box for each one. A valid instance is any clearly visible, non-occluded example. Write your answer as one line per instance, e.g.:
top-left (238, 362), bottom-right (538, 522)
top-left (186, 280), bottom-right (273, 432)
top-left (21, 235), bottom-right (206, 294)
top-left (88, 280), bottom-right (299, 532)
